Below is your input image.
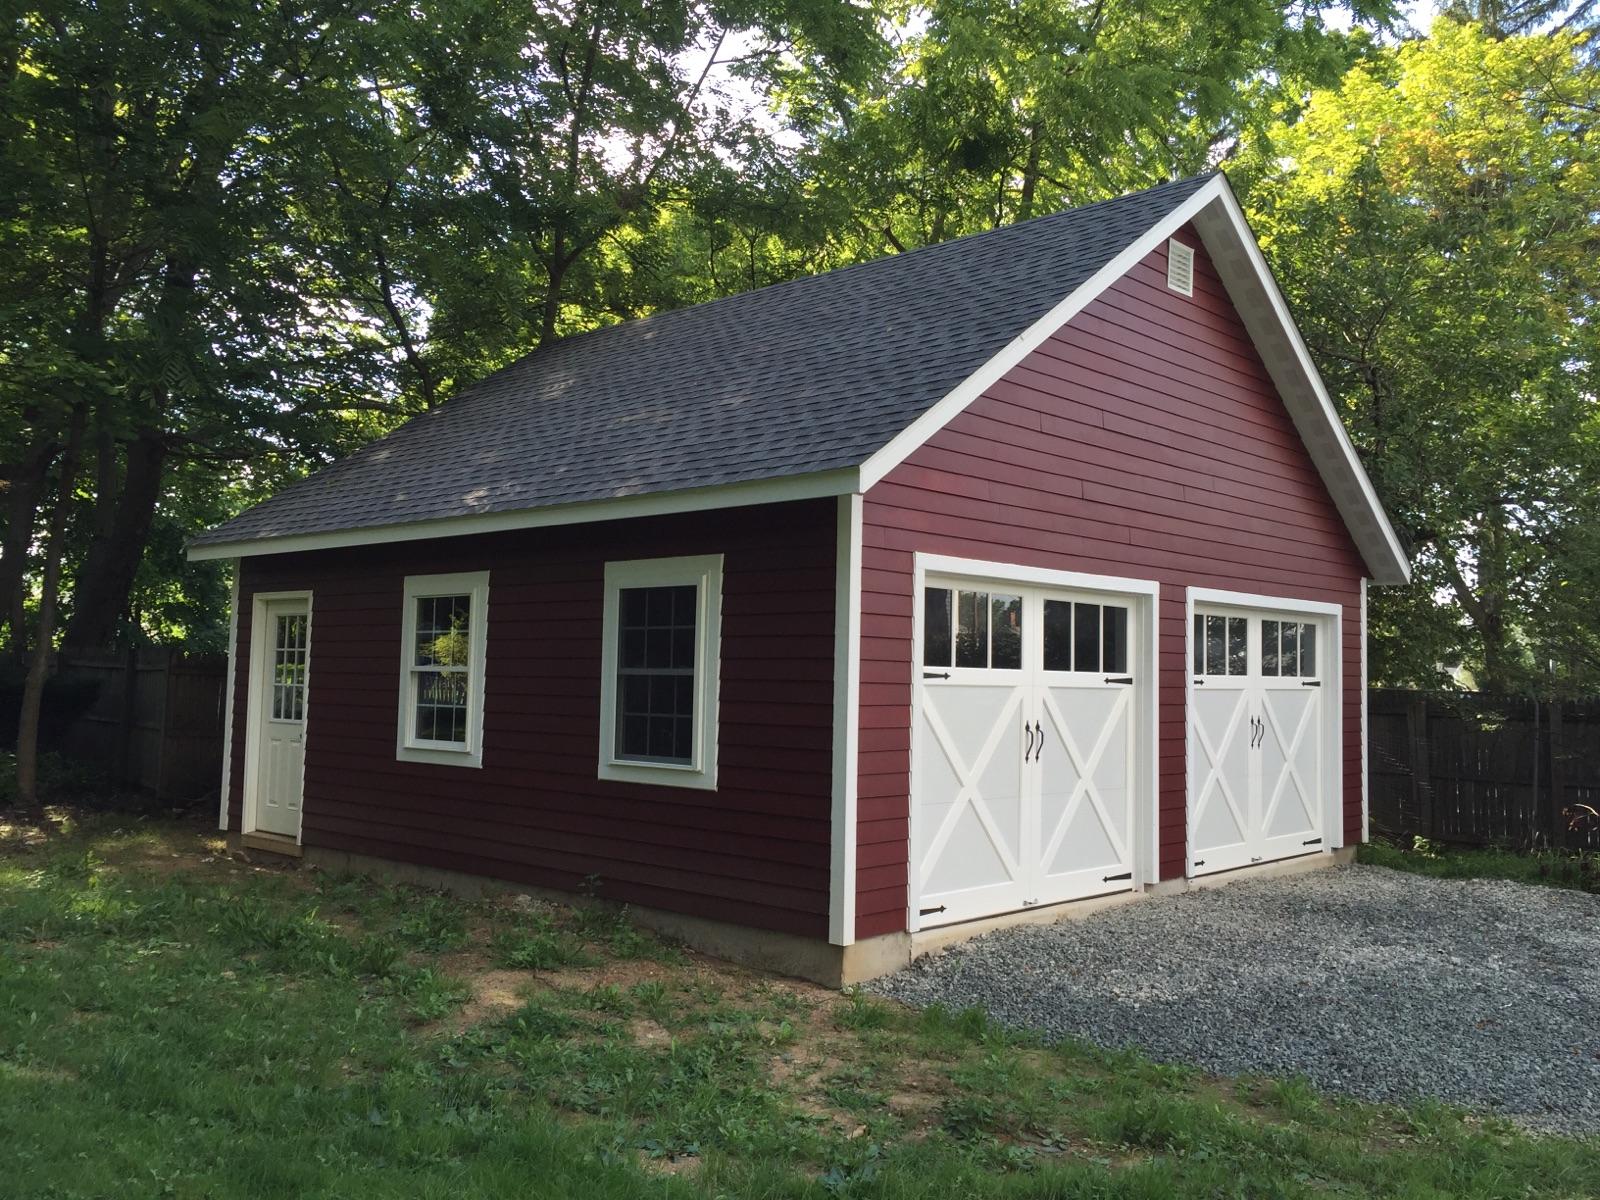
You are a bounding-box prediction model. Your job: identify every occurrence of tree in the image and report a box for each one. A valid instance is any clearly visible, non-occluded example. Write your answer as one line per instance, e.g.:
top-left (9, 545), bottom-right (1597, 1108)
top-left (770, 0), bottom-right (1397, 260)
top-left (1240, 20), bottom-right (1600, 692)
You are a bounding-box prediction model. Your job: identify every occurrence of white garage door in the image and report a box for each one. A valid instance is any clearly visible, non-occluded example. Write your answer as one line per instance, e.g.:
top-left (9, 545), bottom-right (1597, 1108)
top-left (914, 577), bottom-right (1142, 928)
top-left (1189, 605), bottom-right (1328, 876)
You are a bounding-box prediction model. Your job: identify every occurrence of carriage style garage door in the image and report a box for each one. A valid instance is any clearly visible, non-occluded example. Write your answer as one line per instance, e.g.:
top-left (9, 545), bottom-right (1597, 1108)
top-left (913, 569), bottom-right (1149, 928)
top-left (1188, 600), bottom-right (1333, 877)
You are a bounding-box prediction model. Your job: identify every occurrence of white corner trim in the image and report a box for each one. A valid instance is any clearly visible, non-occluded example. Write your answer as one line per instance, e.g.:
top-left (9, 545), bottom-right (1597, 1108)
top-left (859, 177), bottom-right (1228, 494)
top-left (598, 554), bottom-right (723, 791)
top-left (240, 590), bottom-right (313, 842)
top-left (217, 563), bottom-right (240, 831)
top-left (188, 469), bottom-right (859, 563)
top-left (1360, 576), bottom-right (1370, 844)
top-left (396, 571), bottom-right (491, 768)
top-left (829, 495), bottom-right (864, 946)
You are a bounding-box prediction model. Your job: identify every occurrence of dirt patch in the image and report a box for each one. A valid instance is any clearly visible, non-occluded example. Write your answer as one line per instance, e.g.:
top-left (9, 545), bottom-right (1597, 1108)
top-left (630, 1017), bottom-right (672, 1047)
top-left (538, 959), bottom-right (683, 993)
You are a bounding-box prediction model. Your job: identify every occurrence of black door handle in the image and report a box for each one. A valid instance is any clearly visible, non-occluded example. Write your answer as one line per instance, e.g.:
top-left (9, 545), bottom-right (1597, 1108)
top-left (1034, 720), bottom-right (1044, 761)
top-left (1023, 723), bottom-right (1034, 760)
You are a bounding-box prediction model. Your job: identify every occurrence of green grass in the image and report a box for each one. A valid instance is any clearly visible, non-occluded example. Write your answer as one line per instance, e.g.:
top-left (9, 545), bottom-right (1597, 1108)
top-left (1, 812), bottom-right (1596, 1199)
top-left (1359, 836), bottom-right (1600, 892)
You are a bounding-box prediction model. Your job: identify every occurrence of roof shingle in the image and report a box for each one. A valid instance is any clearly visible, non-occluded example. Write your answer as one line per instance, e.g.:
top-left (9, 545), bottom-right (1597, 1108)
top-left (194, 174), bottom-right (1214, 548)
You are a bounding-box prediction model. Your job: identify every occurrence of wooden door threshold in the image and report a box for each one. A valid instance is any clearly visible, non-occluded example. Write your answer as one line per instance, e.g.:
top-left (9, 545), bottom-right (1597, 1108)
top-left (240, 830), bottom-right (303, 859)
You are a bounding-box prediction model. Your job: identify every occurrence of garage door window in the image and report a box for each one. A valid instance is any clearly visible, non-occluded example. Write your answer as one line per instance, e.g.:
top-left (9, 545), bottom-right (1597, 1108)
top-left (1261, 620), bottom-right (1317, 678)
top-left (1193, 613), bottom-right (1247, 677)
top-left (924, 587), bottom-right (1021, 670)
top-left (1043, 600), bottom-right (1128, 672)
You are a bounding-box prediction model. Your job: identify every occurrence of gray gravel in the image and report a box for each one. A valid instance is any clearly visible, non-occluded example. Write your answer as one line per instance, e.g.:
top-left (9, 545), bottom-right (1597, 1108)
top-left (870, 865), bottom-right (1600, 1135)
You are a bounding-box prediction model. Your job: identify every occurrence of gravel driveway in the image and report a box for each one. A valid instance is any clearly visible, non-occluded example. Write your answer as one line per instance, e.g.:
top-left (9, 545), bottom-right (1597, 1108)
top-left (870, 865), bottom-right (1600, 1134)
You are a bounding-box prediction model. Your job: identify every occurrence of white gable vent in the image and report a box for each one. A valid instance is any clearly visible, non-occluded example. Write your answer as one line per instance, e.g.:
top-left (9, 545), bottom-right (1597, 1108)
top-left (1166, 239), bottom-right (1195, 296)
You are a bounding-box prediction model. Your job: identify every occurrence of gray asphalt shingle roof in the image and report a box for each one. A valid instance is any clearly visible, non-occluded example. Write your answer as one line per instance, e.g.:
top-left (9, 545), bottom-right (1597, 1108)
top-left (194, 174), bottom-right (1214, 550)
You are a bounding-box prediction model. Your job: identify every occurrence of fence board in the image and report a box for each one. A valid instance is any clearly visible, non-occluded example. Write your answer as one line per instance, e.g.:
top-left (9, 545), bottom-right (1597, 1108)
top-left (1369, 690), bottom-right (1600, 851)
top-left (53, 649), bottom-right (226, 800)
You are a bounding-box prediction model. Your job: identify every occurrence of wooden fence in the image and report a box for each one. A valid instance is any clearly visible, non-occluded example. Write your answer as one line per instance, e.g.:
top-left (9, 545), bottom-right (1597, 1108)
top-left (53, 648), bottom-right (227, 801)
top-left (1369, 689), bottom-right (1600, 851)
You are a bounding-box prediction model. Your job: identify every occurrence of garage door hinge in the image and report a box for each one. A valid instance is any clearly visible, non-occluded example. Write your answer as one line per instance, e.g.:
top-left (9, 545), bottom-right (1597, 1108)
top-left (1301, 680), bottom-right (1321, 687)
top-left (1102, 871), bottom-right (1133, 882)
top-left (923, 671), bottom-right (950, 680)
top-left (919, 905), bottom-right (946, 916)
top-left (1303, 837), bottom-right (1323, 846)
top-left (1103, 676), bottom-right (1133, 685)
top-left (1192, 859), bottom-right (1205, 867)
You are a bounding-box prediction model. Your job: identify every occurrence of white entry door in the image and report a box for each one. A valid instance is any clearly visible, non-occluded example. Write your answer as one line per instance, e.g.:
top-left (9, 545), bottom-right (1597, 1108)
top-left (1189, 606), bottom-right (1326, 876)
top-left (915, 578), bottom-right (1140, 927)
top-left (253, 602), bottom-right (310, 838)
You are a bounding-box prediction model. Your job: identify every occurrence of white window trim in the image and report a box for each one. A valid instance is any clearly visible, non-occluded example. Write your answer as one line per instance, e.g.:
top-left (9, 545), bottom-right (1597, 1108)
top-left (396, 570), bottom-right (490, 768)
top-left (599, 554), bottom-right (722, 791)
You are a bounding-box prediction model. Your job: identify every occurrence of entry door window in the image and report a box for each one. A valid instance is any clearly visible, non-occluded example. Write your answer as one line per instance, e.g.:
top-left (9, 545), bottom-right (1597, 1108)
top-left (923, 587), bottom-right (1022, 670)
top-left (272, 614), bottom-right (308, 721)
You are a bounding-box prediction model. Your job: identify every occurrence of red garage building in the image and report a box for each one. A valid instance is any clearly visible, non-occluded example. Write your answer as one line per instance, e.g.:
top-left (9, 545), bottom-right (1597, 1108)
top-left (190, 173), bottom-right (1409, 983)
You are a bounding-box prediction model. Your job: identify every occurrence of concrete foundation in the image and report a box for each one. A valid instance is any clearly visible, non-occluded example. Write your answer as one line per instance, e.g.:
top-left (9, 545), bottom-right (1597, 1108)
top-left (226, 837), bottom-right (1357, 988)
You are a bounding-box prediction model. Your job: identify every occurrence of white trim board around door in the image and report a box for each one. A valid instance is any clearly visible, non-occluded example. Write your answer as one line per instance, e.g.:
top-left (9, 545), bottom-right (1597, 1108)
top-left (1184, 587), bottom-right (1344, 879)
top-left (240, 590), bottom-right (314, 843)
top-left (908, 554), bottom-right (1160, 932)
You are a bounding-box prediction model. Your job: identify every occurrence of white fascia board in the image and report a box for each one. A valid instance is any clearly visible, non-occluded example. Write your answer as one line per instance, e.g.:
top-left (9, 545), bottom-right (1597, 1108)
top-left (859, 176), bottom-right (1229, 493)
top-left (187, 467), bottom-right (860, 563)
top-left (1192, 183), bottom-right (1411, 586)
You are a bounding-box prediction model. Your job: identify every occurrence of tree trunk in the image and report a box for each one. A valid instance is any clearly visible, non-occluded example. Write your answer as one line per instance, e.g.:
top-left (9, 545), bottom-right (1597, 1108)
top-left (14, 404), bottom-right (86, 813)
top-left (62, 428), bottom-right (167, 651)
top-left (0, 436), bottom-right (59, 667)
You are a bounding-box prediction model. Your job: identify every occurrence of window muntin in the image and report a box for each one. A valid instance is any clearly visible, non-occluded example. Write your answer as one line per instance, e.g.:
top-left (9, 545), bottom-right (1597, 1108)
top-left (1045, 599), bottom-right (1129, 673)
top-left (1193, 613), bottom-right (1248, 677)
top-left (1262, 619), bottom-right (1318, 678)
top-left (615, 584), bottom-right (697, 764)
top-left (397, 572), bottom-right (488, 767)
top-left (271, 614), bottom-right (308, 721)
top-left (411, 594), bottom-right (472, 744)
top-left (599, 555), bottom-right (721, 789)
top-left (923, 587), bottom-right (1022, 670)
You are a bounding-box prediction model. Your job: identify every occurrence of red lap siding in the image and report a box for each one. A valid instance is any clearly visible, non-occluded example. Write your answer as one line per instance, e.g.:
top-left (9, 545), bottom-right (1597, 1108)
top-left (856, 229), bottom-right (1366, 941)
top-left (228, 500), bottom-right (836, 938)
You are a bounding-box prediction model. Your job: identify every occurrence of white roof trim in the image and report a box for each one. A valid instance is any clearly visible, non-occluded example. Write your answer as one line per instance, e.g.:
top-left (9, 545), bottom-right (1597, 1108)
top-left (187, 468), bottom-right (860, 562)
top-left (858, 174), bottom-right (1410, 585)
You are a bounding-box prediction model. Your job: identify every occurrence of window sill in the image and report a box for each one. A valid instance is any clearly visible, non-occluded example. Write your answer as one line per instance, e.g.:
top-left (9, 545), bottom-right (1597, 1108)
top-left (397, 743), bottom-right (483, 769)
top-left (598, 757), bottom-right (716, 791)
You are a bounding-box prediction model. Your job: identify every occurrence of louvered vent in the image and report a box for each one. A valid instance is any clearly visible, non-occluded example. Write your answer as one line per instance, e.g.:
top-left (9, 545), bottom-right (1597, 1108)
top-left (1167, 239), bottom-right (1195, 296)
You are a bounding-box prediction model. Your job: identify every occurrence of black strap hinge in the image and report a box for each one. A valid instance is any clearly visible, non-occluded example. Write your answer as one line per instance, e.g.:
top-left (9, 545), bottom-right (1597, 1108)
top-left (919, 905), bottom-right (946, 916)
top-left (1104, 676), bottom-right (1133, 685)
top-left (1102, 871), bottom-right (1133, 882)
top-left (1193, 859), bottom-right (1205, 867)
top-left (1301, 680), bottom-right (1321, 687)
top-left (923, 671), bottom-right (950, 680)
top-left (1303, 837), bottom-right (1323, 846)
